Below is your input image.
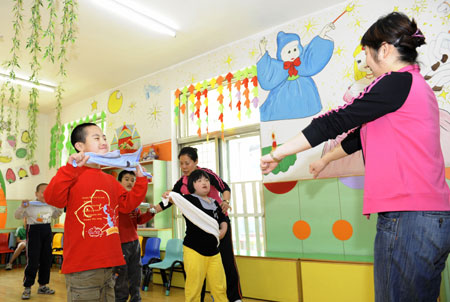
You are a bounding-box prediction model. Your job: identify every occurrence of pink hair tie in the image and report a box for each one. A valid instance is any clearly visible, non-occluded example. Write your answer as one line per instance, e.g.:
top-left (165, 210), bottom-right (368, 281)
top-left (412, 29), bottom-right (424, 38)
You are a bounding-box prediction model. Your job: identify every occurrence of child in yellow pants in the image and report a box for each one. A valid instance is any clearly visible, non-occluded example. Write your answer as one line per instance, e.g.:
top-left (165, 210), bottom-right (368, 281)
top-left (158, 169), bottom-right (228, 302)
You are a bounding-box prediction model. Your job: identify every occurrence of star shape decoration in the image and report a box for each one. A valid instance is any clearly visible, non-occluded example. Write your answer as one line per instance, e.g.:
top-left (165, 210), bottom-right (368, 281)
top-left (128, 101), bottom-right (137, 115)
top-left (91, 100), bottom-right (97, 111)
top-left (439, 89), bottom-right (448, 100)
top-left (334, 47), bottom-right (344, 56)
top-left (225, 55), bottom-right (233, 68)
top-left (147, 104), bottom-right (164, 127)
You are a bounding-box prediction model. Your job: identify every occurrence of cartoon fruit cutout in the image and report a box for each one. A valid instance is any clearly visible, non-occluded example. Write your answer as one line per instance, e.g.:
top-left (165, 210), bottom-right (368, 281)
top-left (29, 163), bottom-right (40, 176)
top-left (0, 156), bottom-right (12, 163)
top-left (16, 148), bottom-right (27, 159)
top-left (18, 168), bottom-right (28, 179)
top-left (21, 130), bottom-right (31, 143)
top-left (6, 168), bottom-right (16, 184)
top-left (7, 135), bottom-right (16, 148)
top-left (108, 90), bottom-right (123, 114)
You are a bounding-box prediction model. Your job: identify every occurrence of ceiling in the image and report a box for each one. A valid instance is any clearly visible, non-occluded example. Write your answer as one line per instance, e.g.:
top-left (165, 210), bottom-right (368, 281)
top-left (0, 0), bottom-right (344, 113)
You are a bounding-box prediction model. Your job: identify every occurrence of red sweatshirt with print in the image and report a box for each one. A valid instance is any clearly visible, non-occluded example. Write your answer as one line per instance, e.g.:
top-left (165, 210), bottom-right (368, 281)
top-left (44, 164), bottom-right (148, 274)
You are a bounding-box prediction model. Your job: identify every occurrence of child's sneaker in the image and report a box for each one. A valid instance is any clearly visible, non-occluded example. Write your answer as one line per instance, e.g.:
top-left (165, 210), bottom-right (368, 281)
top-left (5, 263), bottom-right (12, 270)
top-left (21, 287), bottom-right (31, 300)
top-left (37, 285), bottom-right (55, 294)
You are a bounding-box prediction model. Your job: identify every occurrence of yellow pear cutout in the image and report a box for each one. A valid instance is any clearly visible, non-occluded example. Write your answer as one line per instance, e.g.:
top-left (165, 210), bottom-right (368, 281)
top-left (21, 130), bottom-right (31, 143)
top-left (108, 90), bottom-right (123, 114)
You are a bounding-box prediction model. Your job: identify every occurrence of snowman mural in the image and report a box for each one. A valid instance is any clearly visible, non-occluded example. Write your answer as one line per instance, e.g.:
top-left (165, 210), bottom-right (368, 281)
top-left (257, 23), bottom-right (335, 121)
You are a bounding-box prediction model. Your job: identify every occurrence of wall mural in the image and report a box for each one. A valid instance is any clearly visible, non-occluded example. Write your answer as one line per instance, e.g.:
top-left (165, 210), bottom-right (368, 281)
top-left (110, 124), bottom-right (142, 154)
top-left (260, 1), bottom-right (450, 183)
top-left (107, 90), bottom-right (123, 114)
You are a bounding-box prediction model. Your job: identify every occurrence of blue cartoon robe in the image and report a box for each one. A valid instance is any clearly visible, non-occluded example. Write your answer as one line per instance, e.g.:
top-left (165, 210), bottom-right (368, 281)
top-left (257, 33), bottom-right (334, 121)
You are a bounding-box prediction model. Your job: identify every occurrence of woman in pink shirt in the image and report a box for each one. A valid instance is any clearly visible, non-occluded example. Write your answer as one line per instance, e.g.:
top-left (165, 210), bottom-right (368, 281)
top-left (261, 12), bottom-right (450, 302)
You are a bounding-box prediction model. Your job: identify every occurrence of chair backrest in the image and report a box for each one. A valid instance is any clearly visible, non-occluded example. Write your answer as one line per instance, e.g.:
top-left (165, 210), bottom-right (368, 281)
top-left (164, 238), bottom-right (183, 262)
top-left (138, 236), bottom-right (144, 256)
top-left (8, 232), bottom-right (16, 249)
top-left (0, 233), bottom-right (13, 253)
top-left (142, 237), bottom-right (161, 264)
top-left (52, 233), bottom-right (63, 250)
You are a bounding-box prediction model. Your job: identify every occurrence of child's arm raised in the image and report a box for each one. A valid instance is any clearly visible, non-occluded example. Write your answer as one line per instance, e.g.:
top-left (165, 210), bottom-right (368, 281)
top-left (44, 153), bottom-right (89, 208)
top-left (117, 171), bottom-right (148, 213)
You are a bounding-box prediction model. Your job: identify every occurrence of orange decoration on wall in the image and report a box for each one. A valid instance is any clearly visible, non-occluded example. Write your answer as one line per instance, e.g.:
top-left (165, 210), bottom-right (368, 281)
top-left (293, 220), bottom-right (311, 240)
top-left (332, 220), bottom-right (353, 241)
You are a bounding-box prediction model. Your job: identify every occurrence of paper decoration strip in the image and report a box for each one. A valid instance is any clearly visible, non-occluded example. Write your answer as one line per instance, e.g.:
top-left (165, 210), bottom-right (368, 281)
top-left (174, 89), bottom-right (181, 125)
top-left (203, 89), bottom-right (209, 140)
top-left (173, 65), bottom-right (258, 138)
top-left (226, 72), bottom-right (234, 111)
top-left (235, 80), bottom-right (242, 121)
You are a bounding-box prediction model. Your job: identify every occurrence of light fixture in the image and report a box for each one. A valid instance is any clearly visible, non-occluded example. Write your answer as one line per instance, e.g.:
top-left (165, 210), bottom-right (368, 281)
top-left (93, 0), bottom-right (177, 37)
top-left (0, 72), bottom-right (56, 93)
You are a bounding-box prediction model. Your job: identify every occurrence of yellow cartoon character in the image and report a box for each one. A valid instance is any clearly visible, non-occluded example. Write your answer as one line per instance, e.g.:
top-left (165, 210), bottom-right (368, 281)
top-left (317, 44), bottom-right (373, 178)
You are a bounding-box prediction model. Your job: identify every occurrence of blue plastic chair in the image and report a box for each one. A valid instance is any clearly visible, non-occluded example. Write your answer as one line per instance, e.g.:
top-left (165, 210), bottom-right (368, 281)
top-left (141, 237), bottom-right (161, 265)
top-left (141, 237), bottom-right (161, 289)
top-left (146, 238), bottom-right (186, 295)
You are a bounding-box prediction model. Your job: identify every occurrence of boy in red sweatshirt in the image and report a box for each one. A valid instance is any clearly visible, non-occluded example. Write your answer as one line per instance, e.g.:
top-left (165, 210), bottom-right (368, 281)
top-left (44, 123), bottom-right (148, 302)
top-left (114, 170), bottom-right (154, 302)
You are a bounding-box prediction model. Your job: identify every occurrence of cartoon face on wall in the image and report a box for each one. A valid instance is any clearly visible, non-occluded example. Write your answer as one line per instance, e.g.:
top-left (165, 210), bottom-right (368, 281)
top-left (437, 1), bottom-right (450, 15)
top-left (280, 40), bottom-right (301, 62)
top-left (353, 45), bottom-right (372, 79)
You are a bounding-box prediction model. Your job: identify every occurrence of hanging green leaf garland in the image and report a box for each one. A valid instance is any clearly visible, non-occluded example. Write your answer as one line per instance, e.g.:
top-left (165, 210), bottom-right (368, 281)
top-left (14, 85), bottom-right (21, 139)
top-left (3, 0), bottom-right (24, 140)
top-left (43, 0), bottom-right (56, 64)
top-left (25, 0), bottom-right (43, 162)
top-left (49, 0), bottom-right (78, 168)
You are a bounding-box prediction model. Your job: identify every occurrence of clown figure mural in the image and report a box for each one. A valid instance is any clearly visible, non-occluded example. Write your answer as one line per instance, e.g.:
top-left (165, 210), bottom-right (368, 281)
top-left (257, 23), bottom-right (335, 122)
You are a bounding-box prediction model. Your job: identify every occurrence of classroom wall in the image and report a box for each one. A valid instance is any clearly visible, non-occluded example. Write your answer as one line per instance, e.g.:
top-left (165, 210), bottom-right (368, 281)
top-left (42, 0), bottom-right (450, 299)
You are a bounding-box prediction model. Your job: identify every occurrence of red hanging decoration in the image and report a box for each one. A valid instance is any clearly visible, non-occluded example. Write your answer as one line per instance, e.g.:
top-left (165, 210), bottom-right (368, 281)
top-left (225, 72), bottom-right (234, 110)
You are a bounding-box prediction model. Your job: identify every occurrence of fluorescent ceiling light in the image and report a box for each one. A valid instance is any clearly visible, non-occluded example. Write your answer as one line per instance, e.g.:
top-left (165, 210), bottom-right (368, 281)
top-left (0, 72), bottom-right (56, 93)
top-left (93, 0), bottom-right (177, 37)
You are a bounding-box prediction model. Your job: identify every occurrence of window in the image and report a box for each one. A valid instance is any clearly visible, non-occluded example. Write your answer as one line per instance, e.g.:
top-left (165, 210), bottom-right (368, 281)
top-left (173, 69), bottom-right (265, 255)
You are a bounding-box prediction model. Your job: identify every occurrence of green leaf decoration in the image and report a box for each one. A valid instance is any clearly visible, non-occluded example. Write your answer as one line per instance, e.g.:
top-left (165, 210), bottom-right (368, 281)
top-left (202, 80), bottom-right (208, 90)
top-left (261, 145), bottom-right (297, 175)
top-left (234, 70), bottom-right (242, 81)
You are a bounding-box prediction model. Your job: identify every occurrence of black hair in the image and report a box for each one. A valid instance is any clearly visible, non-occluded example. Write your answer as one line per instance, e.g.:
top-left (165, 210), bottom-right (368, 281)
top-left (118, 170), bottom-right (136, 182)
top-left (70, 122), bottom-right (99, 152)
top-left (178, 146), bottom-right (198, 162)
top-left (361, 12), bottom-right (426, 63)
top-left (187, 169), bottom-right (210, 194)
top-left (36, 183), bottom-right (48, 192)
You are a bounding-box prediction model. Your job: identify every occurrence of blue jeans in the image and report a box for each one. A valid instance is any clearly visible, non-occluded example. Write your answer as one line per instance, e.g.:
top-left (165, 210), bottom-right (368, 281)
top-left (374, 211), bottom-right (450, 302)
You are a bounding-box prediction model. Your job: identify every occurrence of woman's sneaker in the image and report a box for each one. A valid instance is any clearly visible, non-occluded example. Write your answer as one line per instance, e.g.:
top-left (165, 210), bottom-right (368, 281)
top-left (5, 263), bottom-right (12, 270)
top-left (21, 287), bottom-right (31, 300)
top-left (37, 285), bottom-right (55, 294)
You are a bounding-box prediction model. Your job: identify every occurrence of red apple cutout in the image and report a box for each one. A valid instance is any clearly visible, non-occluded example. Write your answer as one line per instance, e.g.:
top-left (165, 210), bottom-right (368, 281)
top-left (29, 164), bottom-right (40, 176)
